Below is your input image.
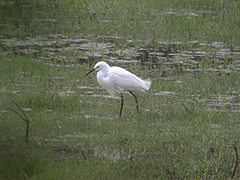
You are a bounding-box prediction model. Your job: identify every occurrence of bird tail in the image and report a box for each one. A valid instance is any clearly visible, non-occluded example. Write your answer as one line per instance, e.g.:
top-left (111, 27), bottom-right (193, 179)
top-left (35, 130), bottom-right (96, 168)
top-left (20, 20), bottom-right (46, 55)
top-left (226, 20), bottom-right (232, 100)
top-left (142, 79), bottom-right (152, 91)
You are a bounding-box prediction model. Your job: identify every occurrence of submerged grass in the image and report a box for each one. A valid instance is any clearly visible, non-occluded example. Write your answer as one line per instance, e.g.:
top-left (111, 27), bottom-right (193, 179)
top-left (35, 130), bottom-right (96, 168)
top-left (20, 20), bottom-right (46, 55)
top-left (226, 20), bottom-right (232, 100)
top-left (1, 0), bottom-right (239, 44)
top-left (0, 0), bottom-right (240, 179)
top-left (0, 53), bottom-right (239, 179)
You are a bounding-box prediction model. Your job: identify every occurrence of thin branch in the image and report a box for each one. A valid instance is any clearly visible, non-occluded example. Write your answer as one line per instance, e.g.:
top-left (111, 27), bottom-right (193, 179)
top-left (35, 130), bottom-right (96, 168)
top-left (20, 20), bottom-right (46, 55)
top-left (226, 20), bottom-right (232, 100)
top-left (159, 161), bottom-right (176, 180)
top-left (231, 142), bottom-right (239, 179)
top-left (10, 98), bottom-right (28, 122)
top-left (8, 107), bottom-right (25, 122)
top-left (8, 98), bottom-right (30, 143)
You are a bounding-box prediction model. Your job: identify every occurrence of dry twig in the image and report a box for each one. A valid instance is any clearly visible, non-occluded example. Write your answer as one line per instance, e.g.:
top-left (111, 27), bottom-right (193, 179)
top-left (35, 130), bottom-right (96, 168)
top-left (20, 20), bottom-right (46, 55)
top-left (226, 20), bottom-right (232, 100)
top-left (231, 142), bottom-right (239, 179)
top-left (159, 161), bottom-right (176, 180)
top-left (8, 98), bottom-right (30, 143)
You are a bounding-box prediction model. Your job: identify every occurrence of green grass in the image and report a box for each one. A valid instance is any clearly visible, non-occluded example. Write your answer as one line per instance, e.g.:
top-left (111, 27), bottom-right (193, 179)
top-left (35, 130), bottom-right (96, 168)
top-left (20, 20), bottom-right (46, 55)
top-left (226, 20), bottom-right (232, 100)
top-left (0, 0), bottom-right (240, 179)
top-left (0, 53), bottom-right (239, 179)
top-left (1, 0), bottom-right (239, 44)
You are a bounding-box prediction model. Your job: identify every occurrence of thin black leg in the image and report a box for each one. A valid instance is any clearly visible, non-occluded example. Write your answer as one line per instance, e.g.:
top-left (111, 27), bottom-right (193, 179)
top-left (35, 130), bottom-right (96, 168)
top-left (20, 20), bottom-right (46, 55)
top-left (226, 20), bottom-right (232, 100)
top-left (120, 93), bottom-right (124, 117)
top-left (128, 91), bottom-right (138, 112)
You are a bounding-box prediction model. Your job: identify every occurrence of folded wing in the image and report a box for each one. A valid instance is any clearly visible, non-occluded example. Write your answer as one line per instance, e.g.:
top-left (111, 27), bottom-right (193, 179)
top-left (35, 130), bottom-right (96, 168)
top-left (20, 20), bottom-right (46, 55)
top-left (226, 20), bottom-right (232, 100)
top-left (108, 67), bottom-right (151, 93)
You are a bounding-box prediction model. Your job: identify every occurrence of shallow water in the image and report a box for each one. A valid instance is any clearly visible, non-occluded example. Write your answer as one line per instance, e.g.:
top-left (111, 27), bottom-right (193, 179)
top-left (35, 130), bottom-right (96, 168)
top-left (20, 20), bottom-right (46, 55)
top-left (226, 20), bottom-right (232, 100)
top-left (1, 34), bottom-right (240, 113)
top-left (1, 35), bottom-right (239, 72)
top-left (207, 94), bottom-right (240, 112)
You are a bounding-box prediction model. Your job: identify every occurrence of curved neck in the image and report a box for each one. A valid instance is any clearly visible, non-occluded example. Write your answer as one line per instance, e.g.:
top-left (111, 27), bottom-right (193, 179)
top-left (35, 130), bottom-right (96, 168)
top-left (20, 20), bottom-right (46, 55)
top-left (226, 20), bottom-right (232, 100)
top-left (98, 65), bottom-right (109, 77)
top-left (97, 68), bottom-right (108, 78)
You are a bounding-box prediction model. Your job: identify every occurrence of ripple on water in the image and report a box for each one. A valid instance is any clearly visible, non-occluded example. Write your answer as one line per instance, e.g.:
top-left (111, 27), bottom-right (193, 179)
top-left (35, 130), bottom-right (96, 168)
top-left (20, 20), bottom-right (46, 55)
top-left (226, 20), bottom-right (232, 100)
top-left (1, 35), bottom-right (239, 113)
top-left (1, 35), bottom-right (239, 73)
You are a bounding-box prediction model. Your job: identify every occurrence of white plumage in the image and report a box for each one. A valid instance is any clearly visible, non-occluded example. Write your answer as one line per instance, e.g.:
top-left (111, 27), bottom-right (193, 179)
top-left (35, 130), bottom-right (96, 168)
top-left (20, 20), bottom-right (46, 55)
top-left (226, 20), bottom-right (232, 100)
top-left (85, 61), bottom-right (151, 117)
top-left (94, 61), bottom-right (151, 96)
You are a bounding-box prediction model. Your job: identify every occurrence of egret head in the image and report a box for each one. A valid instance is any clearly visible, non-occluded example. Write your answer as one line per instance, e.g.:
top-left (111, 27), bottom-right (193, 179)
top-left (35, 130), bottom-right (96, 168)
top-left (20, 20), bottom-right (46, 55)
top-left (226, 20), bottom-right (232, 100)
top-left (84, 61), bottom-right (109, 77)
top-left (94, 61), bottom-right (109, 71)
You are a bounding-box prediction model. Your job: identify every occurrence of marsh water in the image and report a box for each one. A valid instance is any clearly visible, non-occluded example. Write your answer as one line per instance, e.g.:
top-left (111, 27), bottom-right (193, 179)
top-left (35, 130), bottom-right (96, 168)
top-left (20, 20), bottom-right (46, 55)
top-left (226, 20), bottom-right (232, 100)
top-left (1, 1), bottom-right (240, 164)
top-left (1, 34), bottom-right (240, 112)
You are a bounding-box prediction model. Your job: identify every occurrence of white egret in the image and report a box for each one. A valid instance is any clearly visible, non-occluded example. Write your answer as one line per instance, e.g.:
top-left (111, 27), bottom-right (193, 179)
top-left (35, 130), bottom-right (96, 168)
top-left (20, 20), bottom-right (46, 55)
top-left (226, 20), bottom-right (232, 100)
top-left (85, 61), bottom-right (151, 117)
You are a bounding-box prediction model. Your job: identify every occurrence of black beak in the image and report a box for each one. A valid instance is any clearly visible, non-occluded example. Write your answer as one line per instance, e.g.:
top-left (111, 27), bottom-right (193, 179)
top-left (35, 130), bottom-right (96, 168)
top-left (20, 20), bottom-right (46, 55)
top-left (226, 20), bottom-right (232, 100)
top-left (84, 68), bottom-right (95, 77)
